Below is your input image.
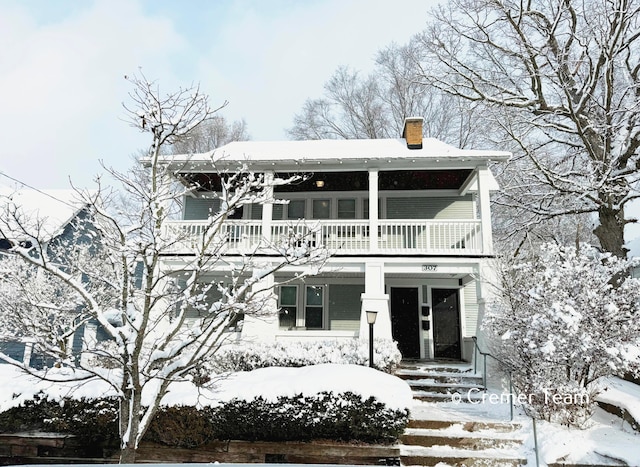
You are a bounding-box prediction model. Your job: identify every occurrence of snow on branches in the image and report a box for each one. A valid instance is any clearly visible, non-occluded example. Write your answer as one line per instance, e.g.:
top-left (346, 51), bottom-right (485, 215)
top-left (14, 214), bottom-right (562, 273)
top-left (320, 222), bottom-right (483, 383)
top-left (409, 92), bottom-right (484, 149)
top-left (484, 243), bottom-right (640, 426)
top-left (0, 74), bottom-right (329, 462)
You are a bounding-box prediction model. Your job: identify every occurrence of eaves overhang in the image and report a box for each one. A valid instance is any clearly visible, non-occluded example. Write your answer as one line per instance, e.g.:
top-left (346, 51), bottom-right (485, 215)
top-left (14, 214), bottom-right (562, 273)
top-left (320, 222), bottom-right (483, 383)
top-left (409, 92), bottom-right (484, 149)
top-left (153, 138), bottom-right (511, 174)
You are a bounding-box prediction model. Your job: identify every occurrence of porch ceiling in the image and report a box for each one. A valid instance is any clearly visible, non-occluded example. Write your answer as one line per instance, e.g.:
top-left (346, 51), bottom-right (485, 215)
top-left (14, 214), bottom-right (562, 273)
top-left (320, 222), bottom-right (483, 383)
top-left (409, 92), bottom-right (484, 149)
top-left (179, 169), bottom-right (474, 192)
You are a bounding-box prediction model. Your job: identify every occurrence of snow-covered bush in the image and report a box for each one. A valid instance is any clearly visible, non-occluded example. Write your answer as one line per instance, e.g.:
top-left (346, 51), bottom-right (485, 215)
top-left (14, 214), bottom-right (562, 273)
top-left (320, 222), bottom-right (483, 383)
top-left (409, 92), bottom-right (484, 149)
top-left (0, 392), bottom-right (408, 446)
top-left (0, 394), bottom-right (120, 447)
top-left (207, 338), bottom-right (402, 374)
top-left (484, 243), bottom-right (640, 426)
top-left (148, 392), bottom-right (408, 445)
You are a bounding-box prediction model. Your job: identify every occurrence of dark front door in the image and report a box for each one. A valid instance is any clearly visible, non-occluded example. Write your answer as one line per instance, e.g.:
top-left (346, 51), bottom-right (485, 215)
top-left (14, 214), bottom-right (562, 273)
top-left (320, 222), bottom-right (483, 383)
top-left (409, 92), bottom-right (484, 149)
top-left (432, 288), bottom-right (461, 359)
top-left (390, 287), bottom-right (420, 359)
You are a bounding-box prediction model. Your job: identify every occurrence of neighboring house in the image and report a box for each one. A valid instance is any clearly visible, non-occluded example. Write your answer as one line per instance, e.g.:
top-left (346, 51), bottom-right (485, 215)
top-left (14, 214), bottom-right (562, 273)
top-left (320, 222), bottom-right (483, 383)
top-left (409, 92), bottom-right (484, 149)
top-left (0, 185), bottom-right (95, 367)
top-left (160, 118), bottom-right (510, 361)
top-left (625, 198), bottom-right (640, 278)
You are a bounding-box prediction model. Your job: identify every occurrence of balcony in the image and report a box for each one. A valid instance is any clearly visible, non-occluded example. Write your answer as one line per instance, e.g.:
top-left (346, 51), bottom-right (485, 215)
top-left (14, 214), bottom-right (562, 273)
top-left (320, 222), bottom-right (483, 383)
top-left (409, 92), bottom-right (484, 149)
top-left (163, 219), bottom-right (484, 256)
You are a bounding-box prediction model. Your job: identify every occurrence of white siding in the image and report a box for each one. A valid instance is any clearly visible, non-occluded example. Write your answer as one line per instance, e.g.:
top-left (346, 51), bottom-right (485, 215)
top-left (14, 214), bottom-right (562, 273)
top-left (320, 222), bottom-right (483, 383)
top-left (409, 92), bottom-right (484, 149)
top-left (463, 280), bottom-right (479, 337)
top-left (385, 196), bottom-right (474, 220)
top-left (328, 284), bottom-right (364, 331)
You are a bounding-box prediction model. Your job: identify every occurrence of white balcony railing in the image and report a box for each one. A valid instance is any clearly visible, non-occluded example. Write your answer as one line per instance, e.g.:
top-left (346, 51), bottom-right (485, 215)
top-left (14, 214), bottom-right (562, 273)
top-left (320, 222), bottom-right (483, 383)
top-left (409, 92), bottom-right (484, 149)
top-left (163, 219), bottom-right (484, 255)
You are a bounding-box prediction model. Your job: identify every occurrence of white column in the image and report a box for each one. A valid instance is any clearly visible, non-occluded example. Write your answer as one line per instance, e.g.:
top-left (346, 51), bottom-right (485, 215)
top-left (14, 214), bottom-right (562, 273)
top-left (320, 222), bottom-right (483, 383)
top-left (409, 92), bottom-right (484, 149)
top-left (476, 166), bottom-right (494, 255)
top-left (368, 170), bottom-right (379, 252)
top-left (261, 171), bottom-right (274, 243)
top-left (359, 261), bottom-right (391, 340)
top-left (241, 267), bottom-right (279, 341)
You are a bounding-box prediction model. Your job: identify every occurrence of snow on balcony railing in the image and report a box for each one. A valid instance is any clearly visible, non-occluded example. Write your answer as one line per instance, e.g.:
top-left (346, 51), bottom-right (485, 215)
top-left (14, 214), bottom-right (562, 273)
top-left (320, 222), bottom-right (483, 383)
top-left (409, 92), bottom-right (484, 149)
top-left (163, 219), bottom-right (483, 255)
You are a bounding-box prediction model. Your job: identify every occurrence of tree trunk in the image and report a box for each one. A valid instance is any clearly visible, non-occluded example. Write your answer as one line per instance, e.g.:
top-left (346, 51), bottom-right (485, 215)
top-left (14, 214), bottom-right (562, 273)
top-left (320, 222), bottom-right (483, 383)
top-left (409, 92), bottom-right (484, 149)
top-left (119, 444), bottom-right (137, 464)
top-left (118, 395), bottom-right (141, 464)
top-left (594, 206), bottom-right (627, 258)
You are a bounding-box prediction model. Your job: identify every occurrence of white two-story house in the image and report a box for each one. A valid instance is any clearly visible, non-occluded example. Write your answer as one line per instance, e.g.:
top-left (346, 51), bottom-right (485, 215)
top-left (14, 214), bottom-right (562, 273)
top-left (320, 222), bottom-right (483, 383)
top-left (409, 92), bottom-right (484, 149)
top-left (161, 118), bottom-right (510, 362)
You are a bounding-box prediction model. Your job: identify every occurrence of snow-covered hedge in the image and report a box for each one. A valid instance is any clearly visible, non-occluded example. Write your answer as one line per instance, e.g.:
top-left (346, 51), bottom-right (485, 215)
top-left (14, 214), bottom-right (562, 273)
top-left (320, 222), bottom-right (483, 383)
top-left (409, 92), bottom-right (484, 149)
top-left (0, 392), bottom-right (409, 446)
top-left (0, 364), bottom-right (412, 446)
top-left (0, 394), bottom-right (120, 447)
top-left (148, 392), bottom-right (409, 445)
top-left (208, 338), bottom-right (402, 374)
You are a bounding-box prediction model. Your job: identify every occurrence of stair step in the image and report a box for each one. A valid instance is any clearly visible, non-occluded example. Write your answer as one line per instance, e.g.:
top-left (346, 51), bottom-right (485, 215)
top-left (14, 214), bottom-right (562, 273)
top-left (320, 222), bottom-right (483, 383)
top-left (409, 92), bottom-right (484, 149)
top-left (407, 419), bottom-right (522, 433)
top-left (396, 371), bottom-right (483, 385)
top-left (399, 361), bottom-right (527, 466)
top-left (400, 454), bottom-right (526, 467)
top-left (407, 381), bottom-right (483, 394)
top-left (412, 390), bottom-right (485, 403)
top-left (398, 363), bottom-right (474, 374)
top-left (401, 432), bottom-right (523, 450)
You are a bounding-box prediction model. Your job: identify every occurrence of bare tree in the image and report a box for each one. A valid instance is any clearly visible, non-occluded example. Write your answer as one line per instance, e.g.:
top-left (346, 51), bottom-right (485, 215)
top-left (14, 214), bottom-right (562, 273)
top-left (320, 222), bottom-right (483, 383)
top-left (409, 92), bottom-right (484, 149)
top-left (415, 0), bottom-right (640, 257)
top-left (0, 73), bottom-right (325, 463)
top-left (170, 115), bottom-right (250, 154)
top-left (287, 44), bottom-right (488, 148)
top-left (288, 66), bottom-right (391, 140)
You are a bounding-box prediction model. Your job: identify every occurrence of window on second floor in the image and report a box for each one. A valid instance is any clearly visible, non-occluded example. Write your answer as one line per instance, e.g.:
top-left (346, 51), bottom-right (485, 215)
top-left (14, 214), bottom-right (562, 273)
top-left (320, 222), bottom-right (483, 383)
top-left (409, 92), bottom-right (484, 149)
top-left (287, 199), bottom-right (306, 219)
top-left (337, 199), bottom-right (356, 219)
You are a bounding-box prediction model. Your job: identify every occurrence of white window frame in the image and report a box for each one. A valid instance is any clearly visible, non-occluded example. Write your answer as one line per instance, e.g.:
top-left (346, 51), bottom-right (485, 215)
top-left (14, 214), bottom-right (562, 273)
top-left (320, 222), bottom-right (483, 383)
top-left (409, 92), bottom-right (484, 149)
top-left (304, 284), bottom-right (325, 329)
top-left (278, 284), bottom-right (299, 329)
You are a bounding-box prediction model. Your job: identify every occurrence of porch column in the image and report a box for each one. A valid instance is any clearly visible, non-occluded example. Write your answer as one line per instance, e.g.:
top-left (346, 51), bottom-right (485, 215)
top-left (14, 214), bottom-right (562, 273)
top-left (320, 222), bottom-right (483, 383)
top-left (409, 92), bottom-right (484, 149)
top-left (476, 166), bottom-right (494, 255)
top-left (359, 262), bottom-right (392, 340)
top-left (368, 170), bottom-right (379, 252)
top-left (241, 265), bottom-right (279, 341)
top-left (261, 171), bottom-right (274, 243)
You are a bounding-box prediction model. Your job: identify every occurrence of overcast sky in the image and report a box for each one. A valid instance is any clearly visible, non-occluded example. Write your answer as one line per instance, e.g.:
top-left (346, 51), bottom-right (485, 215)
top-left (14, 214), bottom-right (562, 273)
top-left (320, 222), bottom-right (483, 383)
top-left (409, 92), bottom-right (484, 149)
top-left (0, 0), bottom-right (439, 189)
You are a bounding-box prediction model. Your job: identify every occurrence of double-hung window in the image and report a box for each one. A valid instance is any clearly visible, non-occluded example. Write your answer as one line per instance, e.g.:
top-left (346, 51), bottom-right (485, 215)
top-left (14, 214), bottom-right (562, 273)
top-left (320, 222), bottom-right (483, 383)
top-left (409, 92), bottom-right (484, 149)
top-left (305, 285), bottom-right (324, 329)
top-left (278, 285), bottom-right (298, 329)
top-left (287, 199), bottom-right (305, 219)
top-left (312, 199), bottom-right (331, 219)
top-left (337, 199), bottom-right (356, 219)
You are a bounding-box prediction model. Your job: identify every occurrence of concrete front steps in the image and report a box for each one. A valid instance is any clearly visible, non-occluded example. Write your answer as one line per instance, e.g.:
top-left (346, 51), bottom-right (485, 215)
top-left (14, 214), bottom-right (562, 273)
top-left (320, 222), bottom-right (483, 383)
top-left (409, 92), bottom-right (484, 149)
top-left (395, 365), bottom-right (486, 403)
top-left (395, 361), bottom-right (528, 467)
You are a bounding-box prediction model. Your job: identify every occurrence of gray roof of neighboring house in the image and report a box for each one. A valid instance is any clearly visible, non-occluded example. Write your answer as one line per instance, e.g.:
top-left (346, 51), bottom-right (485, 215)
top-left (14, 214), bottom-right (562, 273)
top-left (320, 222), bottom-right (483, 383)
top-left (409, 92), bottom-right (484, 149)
top-left (0, 185), bottom-right (89, 243)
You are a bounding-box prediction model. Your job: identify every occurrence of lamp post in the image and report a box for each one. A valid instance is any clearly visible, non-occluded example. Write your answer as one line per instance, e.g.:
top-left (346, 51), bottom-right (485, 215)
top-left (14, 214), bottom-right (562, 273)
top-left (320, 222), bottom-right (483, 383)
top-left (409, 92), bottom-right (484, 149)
top-left (366, 310), bottom-right (378, 368)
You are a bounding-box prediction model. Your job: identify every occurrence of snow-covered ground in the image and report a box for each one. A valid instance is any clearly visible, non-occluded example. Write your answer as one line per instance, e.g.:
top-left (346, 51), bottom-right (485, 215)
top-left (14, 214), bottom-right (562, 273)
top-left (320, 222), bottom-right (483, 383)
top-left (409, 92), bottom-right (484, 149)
top-left (1, 362), bottom-right (639, 465)
top-left (0, 363), bottom-right (414, 412)
top-left (533, 406), bottom-right (640, 466)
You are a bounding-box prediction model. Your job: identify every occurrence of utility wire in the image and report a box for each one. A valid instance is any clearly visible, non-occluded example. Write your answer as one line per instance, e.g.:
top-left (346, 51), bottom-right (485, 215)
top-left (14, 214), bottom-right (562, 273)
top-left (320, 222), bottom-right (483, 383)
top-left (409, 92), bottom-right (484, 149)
top-left (0, 171), bottom-right (79, 210)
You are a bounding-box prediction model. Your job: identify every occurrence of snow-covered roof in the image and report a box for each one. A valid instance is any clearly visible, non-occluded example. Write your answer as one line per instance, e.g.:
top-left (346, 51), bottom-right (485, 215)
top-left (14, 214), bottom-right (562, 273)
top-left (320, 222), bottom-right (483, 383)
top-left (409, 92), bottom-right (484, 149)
top-left (0, 185), bottom-right (89, 242)
top-left (163, 137), bottom-right (511, 171)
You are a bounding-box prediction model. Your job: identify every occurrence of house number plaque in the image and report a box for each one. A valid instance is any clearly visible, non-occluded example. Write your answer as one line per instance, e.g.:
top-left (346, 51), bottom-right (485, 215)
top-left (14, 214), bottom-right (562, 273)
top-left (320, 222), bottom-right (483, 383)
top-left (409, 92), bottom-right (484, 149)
top-left (422, 264), bottom-right (438, 272)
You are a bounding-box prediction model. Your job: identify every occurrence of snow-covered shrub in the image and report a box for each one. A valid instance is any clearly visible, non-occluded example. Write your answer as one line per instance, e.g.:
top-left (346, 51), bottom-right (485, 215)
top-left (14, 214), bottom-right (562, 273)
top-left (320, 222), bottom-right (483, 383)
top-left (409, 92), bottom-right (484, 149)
top-left (484, 243), bottom-right (640, 426)
top-left (147, 405), bottom-right (216, 448)
top-left (146, 392), bottom-right (409, 445)
top-left (0, 394), bottom-right (119, 446)
top-left (0, 391), bottom-right (408, 446)
top-left (207, 338), bottom-right (401, 374)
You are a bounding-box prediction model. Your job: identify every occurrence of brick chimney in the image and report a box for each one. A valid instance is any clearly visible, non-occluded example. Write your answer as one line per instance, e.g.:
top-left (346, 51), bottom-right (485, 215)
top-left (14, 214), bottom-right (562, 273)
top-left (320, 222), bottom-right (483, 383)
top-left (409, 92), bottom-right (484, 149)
top-left (402, 117), bottom-right (423, 149)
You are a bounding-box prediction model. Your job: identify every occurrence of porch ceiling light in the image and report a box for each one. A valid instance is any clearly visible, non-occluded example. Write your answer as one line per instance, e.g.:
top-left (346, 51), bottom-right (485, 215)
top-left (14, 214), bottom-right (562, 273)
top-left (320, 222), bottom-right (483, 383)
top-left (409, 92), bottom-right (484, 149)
top-left (366, 310), bottom-right (378, 325)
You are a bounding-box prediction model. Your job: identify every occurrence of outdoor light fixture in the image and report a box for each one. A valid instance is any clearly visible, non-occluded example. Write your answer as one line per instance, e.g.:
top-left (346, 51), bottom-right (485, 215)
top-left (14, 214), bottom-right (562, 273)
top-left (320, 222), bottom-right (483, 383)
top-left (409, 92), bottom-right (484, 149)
top-left (315, 180), bottom-right (325, 188)
top-left (366, 310), bottom-right (378, 325)
top-left (366, 310), bottom-right (378, 368)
